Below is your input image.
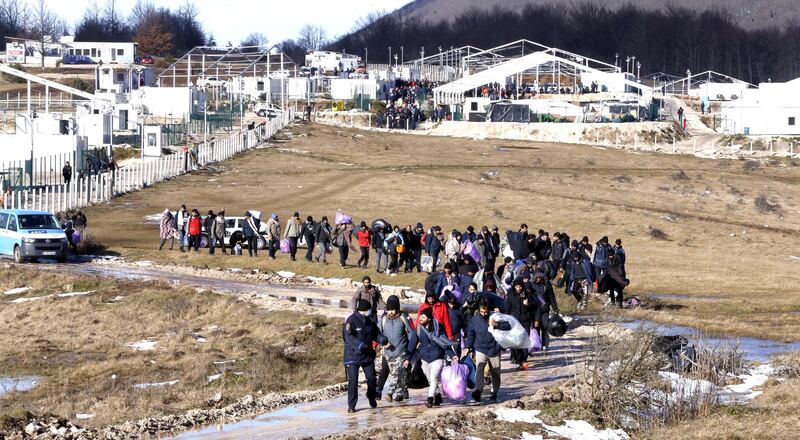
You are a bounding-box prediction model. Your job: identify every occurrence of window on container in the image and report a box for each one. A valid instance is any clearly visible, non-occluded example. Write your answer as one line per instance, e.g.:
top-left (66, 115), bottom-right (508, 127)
top-left (789, 117), bottom-right (796, 126)
top-left (117, 49), bottom-right (124, 56)
top-left (91, 48), bottom-right (96, 57)
top-left (471, 102), bottom-right (478, 111)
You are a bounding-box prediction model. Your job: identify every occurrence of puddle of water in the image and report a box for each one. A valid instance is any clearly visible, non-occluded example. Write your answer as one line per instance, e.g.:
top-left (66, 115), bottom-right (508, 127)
top-left (0, 376), bottom-right (41, 397)
top-left (619, 319), bottom-right (800, 362)
top-left (173, 397), bottom-right (375, 440)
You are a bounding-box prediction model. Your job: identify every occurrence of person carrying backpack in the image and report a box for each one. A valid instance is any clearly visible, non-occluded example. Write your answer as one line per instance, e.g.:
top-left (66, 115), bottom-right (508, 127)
top-left (376, 295), bottom-right (413, 403)
top-left (343, 299), bottom-right (388, 413)
top-left (407, 307), bottom-right (458, 408)
top-left (350, 276), bottom-right (384, 319)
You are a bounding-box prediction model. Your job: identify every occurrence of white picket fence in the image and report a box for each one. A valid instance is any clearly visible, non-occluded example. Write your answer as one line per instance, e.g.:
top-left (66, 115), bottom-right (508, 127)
top-left (1, 110), bottom-right (293, 213)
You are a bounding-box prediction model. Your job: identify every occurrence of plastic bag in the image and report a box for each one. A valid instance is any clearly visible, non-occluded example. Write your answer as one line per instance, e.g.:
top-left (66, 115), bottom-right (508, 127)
top-left (72, 229), bottom-right (82, 244)
top-left (439, 284), bottom-right (464, 307)
top-left (408, 359), bottom-right (429, 389)
top-left (335, 211), bottom-right (352, 225)
top-left (459, 356), bottom-right (477, 389)
top-left (488, 312), bottom-right (531, 349)
top-left (441, 363), bottom-right (468, 400)
top-left (529, 328), bottom-right (542, 353)
top-left (279, 239), bottom-right (291, 253)
top-left (462, 240), bottom-right (481, 263)
top-left (420, 255), bottom-right (436, 272)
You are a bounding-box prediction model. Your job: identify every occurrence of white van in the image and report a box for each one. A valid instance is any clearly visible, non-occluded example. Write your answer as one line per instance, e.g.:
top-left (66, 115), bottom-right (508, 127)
top-left (0, 209), bottom-right (69, 263)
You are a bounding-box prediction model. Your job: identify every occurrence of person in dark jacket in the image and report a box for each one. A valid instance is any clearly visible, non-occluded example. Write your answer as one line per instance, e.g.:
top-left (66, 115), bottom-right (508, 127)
top-left (505, 278), bottom-right (535, 370)
top-left (446, 293), bottom-right (466, 357)
top-left (303, 216), bottom-right (316, 262)
top-left (602, 253), bottom-right (628, 308)
top-left (407, 307), bottom-right (458, 408)
top-left (613, 238), bottom-right (626, 267)
top-left (351, 276), bottom-right (385, 319)
top-left (464, 299), bottom-right (509, 402)
top-left (462, 225), bottom-right (477, 243)
top-left (204, 210), bottom-right (217, 255)
top-left (425, 226), bottom-right (443, 272)
top-left (242, 211), bottom-right (261, 257)
top-left (530, 272), bottom-right (558, 350)
top-left (314, 216), bottom-right (332, 264)
top-left (407, 223), bottom-right (424, 272)
top-left (566, 247), bottom-right (592, 310)
top-left (372, 226), bottom-right (388, 274)
top-left (593, 236), bottom-right (612, 291)
top-left (343, 299), bottom-right (389, 413)
top-left (533, 231), bottom-right (551, 261)
top-left (551, 232), bottom-right (569, 270)
top-left (478, 226), bottom-right (497, 273)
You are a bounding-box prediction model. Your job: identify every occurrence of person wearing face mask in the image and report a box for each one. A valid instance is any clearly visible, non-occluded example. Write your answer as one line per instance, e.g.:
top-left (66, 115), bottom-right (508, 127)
top-left (376, 295), bottom-right (412, 403)
top-left (343, 299), bottom-right (388, 413)
top-left (464, 298), bottom-right (510, 402)
top-left (530, 271), bottom-right (558, 352)
top-left (407, 307), bottom-right (458, 408)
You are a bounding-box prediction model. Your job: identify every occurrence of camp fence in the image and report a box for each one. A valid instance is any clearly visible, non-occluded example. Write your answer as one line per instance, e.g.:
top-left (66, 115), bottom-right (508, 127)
top-left (0, 109), bottom-right (293, 213)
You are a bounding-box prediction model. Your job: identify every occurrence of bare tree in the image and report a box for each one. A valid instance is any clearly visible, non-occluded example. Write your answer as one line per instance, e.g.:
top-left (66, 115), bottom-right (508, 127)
top-left (297, 24), bottom-right (327, 51)
top-left (240, 32), bottom-right (268, 50)
top-left (128, 0), bottom-right (155, 31)
top-left (0, 0), bottom-right (30, 41)
top-left (29, 0), bottom-right (61, 67)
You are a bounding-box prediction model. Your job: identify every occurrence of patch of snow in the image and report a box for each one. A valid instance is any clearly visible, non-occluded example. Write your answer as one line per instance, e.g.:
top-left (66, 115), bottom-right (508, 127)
top-left (494, 408), bottom-right (543, 424)
top-left (57, 290), bottom-right (96, 298)
top-left (127, 339), bottom-right (158, 351)
top-left (229, 268), bottom-right (243, 273)
top-left (719, 364), bottom-right (773, 404)
top-left (659, 371), bottom-right (716, 397)
top-left (790, 256), bottom-right (800, 261)
top-left (276, 271), bottom-right (295, 278)
top-left (195, 336), bottom-right (208, 343)
top-left (544, 420), bottom-right (629, 440)
top-left (521, 434), bottom-right (543, 440)
top-left (4, 287), bottom-right (32, 295)
top-left (133, 380), bottom-right (179, 389)
top-left (75, 414), bottom-right (95, 420)
top-left (8, 295), bottom-right (52, 303)
top-left (133, 261), bottom-right (154, 267)
top-left (207, 374), bottom-right (222, 382)
top-left (143, 214), bottom-right (161, 224)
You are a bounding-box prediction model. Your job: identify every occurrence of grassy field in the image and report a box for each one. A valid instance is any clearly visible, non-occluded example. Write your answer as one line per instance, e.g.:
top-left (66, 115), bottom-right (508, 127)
top-left (0, 266), bottom-right (342, 428)
top-left (80, 122), bottom-right (800, 341)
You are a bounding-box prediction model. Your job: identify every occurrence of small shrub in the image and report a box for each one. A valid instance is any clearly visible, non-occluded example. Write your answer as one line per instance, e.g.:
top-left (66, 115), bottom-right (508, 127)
top-left (754, 194), bottom-right (783, 217)
top-left (773, 352), bottom-right (800, 379)
top-left (672, 170), bottom-right (690, 181)
top-left (77, 231), bottom-right (106, 254)
top-left (742, 160), bottom-right (760, 172)
top-left (1, 63), bottom-right (27, 83)
top-left (648, 227), bottom-right (670, 241)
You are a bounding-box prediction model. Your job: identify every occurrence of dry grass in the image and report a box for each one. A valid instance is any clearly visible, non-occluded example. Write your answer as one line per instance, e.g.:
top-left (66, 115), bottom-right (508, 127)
top-left (76, 122), bottom-right (800, 340)
top-left (0, 267), bottom-right (342, 427)
top-left (642, 378), bottom-right (800, 440)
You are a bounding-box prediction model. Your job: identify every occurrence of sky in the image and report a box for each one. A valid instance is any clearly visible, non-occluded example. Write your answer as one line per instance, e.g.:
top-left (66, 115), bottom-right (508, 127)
top-left (33, 0), bottom-right (412, 46)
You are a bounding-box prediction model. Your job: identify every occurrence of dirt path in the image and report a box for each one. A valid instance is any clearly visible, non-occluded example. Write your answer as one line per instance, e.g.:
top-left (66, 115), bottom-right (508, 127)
top-left (170, 330), bottom-right (591, 440)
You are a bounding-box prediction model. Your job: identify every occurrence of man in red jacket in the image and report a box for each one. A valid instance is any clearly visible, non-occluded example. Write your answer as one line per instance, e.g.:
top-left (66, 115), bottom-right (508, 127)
top-left (416, 291), bottom-right (453, 340)
top-left (187, 209), bottom-right (202, 252)
top-left (356, 222), bottom-right (372, 268)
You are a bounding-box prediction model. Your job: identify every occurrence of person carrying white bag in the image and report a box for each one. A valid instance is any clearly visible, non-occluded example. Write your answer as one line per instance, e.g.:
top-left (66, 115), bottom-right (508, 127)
top-left (463, 298), bottom-right (512, 402)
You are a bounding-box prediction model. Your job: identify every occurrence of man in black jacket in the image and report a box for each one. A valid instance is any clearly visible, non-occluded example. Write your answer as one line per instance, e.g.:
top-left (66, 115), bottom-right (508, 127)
top-left (302, 216), bottom-right (317, 262)
top-left (343, 299), bottom-right (388, 413)
top-left (505, 278), bottom-right (536, 370)
top-left (464, 299), bottom-right (510, 402)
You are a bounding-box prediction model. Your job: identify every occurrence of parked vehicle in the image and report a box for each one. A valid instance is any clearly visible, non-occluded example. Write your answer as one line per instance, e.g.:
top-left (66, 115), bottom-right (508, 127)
top-left (0, 209), bottom-right (68, 263)
top-left (194, 215), bottom-right (268, 249)
top-left (196, 76), bottom-right (227, 88)
top-left (254, 103), bottom-right (282, 118)
top-left (140, 56), bottom-right (154, 65)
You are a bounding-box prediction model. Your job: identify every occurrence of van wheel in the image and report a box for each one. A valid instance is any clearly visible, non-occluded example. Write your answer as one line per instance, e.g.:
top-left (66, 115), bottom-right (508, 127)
top-left (257, 236), bottom-right (267, 250)
top-left (13, 245), bottom-right (25, 263)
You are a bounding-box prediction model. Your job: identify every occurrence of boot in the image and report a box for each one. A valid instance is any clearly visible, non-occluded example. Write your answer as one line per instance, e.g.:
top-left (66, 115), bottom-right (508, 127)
top-left (425, 397), bottom-right (434, 408)
top-left (472, 390), bottom-right (482, 402)
top-left (434, 393), bottom-right (442, 406)
top-left (384, 394), bottom-right (393, 403)
top-left (394, 394), bottom-right (404, 402)
top-left (368, 395), bottom-right (377, 408)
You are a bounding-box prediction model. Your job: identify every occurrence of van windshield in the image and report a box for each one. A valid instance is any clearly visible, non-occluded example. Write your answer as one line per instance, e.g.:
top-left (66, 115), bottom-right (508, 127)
top-left (18, 214), bottom-right (60, 229)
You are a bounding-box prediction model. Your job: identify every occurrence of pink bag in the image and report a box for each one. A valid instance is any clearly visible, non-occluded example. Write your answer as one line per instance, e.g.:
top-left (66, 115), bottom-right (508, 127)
top-left (529, 327), bottom-right (542, 353)
top-left (334, 211), bottom-right (352, 225)
top-left (441, 363), bottom-right (467, 400)
top-left (279, 239), bottom-right (291, 253)
top-left (72, 229), bottom-right (82, 244)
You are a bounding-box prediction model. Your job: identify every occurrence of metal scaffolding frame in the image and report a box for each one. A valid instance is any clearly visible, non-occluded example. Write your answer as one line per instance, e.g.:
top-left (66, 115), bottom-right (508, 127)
top-left (659, 70), bottom-right (755, 95)
top-left (461, 39), bottom-right (620, 76)
top-left (157, 45), bottom-right (300, 88)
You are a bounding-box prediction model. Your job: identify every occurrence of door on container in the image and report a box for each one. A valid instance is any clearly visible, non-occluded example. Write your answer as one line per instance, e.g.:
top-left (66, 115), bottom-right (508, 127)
top-left (119, 110), bottom-right (128, 130)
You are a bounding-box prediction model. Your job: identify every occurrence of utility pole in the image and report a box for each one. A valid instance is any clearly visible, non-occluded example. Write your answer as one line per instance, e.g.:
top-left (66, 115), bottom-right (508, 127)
top-left (28, 110), bottom-right (36, 191)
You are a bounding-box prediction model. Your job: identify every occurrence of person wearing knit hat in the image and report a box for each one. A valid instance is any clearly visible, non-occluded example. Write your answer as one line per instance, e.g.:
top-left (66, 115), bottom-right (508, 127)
top-left (343, 296), bottom-right (388, 413)
top-left (376, 294), bottom-right (412, 403)
top-left (407, 304), bottom-right (457, 408)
